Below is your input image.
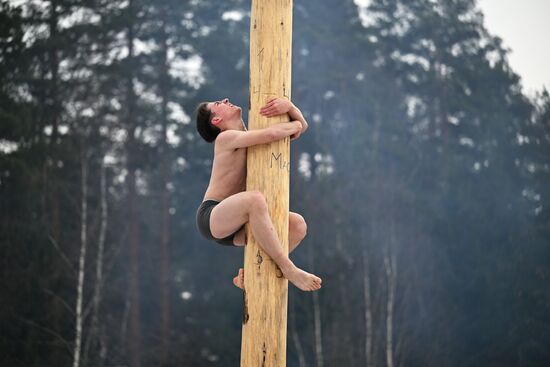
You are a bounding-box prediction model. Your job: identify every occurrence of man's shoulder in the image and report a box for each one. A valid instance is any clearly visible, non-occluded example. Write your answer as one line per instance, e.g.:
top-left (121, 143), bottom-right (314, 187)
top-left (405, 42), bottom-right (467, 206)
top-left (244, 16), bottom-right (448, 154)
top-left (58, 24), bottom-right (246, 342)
top-left (217, 130), bottom-right (240, 140)
top-left (214, 131), bottom-right (241, 150)
top-left (215, 130), bottom-right (236, 144)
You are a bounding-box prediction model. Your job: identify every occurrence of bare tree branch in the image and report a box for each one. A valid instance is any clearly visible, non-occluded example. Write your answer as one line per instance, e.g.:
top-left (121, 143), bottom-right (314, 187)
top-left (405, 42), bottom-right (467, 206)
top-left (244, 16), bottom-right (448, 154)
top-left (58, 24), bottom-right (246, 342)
top-left (47, 235), bottom-right (76, 276)
top-left (14, 315), bottom-right (73, 355)
top-left (41, 287), bottom-right (76, 318)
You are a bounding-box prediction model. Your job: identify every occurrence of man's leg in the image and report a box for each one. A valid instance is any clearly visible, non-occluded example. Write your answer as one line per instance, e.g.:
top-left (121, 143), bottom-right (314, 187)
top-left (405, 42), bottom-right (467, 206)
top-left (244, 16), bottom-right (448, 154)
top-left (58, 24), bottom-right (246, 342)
top-left (233, 211), bottom-right (307, 252)
top-left (233, 212), bottom-right (308, 288)
top-left (210, 192), bottom-right (321, 291)
top-left (288, 212), bottom-right (307, 253)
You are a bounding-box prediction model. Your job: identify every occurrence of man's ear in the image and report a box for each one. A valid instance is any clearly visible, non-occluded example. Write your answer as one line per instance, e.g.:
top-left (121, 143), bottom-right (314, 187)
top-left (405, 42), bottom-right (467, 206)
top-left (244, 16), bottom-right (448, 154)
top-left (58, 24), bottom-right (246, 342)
top-left (212, 116), bottom-right (222, 125)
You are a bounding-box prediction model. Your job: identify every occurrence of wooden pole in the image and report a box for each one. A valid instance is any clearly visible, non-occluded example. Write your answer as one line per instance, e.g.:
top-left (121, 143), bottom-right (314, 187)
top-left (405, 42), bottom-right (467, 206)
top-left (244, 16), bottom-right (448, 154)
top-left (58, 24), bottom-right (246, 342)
top-left (241, 1), bottom-right (293, 366)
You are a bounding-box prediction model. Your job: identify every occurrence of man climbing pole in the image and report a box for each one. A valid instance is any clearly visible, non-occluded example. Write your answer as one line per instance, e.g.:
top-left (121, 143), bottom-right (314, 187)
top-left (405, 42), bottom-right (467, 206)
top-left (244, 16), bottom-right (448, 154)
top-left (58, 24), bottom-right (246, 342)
top-left (199, 1), bottom-right (305, 366)
top-left (194, 97), bottom-right (322, 292)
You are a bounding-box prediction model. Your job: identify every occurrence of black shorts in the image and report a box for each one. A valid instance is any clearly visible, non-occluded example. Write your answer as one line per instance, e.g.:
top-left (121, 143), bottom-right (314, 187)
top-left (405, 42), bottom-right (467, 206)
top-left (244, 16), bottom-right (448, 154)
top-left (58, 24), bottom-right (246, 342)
top-left (196, 200), bottom-right (244, 246)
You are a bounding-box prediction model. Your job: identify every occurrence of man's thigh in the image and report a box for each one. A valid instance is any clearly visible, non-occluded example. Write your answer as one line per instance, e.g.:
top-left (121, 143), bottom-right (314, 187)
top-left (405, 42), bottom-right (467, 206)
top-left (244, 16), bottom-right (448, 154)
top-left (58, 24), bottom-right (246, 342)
top-left (210, 191), bottom-right (255, 239)
top-left (232, 211), bottom-right (305, 246)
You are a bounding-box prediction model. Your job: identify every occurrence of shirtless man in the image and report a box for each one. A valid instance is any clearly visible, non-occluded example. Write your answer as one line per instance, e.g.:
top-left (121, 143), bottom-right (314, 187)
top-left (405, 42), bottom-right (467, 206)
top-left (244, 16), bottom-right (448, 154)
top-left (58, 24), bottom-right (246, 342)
top-left (195, 97), bottom-right (322, 292)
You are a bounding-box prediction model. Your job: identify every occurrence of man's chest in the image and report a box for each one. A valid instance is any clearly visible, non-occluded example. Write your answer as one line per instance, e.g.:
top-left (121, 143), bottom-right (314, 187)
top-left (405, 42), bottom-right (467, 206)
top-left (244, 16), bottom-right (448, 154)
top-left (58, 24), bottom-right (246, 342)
top-left (213, 148), bottom-right (247, 171)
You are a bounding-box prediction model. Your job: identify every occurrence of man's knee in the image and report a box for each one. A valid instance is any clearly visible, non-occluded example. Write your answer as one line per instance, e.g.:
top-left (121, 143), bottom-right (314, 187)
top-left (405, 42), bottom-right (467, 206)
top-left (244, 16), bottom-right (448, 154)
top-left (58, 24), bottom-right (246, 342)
top-left (290, 213), bottom-right (307, 239)
top-left (247, 190), bottom-right (268, 212)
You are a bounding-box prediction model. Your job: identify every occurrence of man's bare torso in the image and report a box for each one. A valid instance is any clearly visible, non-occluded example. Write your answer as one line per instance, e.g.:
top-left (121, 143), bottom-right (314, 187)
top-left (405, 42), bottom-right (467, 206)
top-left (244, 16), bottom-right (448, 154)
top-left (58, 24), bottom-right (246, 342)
top-left (203, 138), bottom-right (247, 202)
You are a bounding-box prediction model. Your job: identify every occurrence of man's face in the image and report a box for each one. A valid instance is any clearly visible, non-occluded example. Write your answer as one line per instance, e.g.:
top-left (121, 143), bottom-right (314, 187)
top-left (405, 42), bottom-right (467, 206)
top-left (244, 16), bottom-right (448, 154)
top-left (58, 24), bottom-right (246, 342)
top-left (207, 98), bottom-right (241, 125)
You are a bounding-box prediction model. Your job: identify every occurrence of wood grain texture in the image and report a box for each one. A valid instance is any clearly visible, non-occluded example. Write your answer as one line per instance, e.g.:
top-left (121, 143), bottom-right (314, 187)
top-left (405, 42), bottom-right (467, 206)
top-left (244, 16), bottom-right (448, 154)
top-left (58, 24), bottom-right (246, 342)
top-left (241, 1), bottom-right (293, 366)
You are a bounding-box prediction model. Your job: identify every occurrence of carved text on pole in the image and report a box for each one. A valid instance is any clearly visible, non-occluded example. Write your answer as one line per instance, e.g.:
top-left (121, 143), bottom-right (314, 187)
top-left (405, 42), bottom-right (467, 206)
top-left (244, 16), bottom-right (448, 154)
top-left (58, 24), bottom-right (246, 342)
top-left (270, 152), bottom-right (290, 171)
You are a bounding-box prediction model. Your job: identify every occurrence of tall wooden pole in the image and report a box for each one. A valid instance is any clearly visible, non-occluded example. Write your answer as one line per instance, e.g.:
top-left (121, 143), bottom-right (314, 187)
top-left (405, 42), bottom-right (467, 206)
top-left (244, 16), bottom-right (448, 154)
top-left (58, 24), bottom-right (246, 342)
top-left (241, 1), bottom-right (293, 366)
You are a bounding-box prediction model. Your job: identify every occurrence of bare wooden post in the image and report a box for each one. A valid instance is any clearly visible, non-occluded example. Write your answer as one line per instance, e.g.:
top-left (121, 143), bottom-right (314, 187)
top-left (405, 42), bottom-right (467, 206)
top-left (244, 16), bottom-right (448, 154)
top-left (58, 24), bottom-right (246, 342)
top-left (241, 1), bottom-right (293, 366)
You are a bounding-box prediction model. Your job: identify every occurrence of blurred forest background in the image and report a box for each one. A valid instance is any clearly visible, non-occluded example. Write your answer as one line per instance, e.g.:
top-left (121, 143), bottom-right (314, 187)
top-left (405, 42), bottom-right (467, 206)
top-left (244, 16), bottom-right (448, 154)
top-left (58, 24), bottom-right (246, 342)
top-left (1, 0), bottom-right (549, 366)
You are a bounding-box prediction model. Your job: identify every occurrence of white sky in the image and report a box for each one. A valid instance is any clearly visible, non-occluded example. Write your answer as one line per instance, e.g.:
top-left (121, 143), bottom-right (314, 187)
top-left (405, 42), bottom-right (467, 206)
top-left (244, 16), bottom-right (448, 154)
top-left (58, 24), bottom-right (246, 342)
top-left (355, 0), bottom-right (550, 95)
top-left (479, 0), bottom-right (550, 95)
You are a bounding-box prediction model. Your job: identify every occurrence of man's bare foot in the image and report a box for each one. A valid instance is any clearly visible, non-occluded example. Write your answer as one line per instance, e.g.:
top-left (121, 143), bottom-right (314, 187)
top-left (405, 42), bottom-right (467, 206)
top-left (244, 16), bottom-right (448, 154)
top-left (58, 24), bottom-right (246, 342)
top-left (233, 266), bottom-right (322, 292)
top-left (282, 265), bottom-right (322, 292)
top-left (233, 268), bottom-right (244, 290)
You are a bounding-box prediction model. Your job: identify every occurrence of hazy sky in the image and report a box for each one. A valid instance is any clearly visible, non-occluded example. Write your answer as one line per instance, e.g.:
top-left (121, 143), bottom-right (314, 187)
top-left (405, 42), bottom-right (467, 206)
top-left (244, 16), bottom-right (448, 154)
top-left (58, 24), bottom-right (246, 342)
top-left (8, 0), bottom-right (549, 94)
top-left (479, 0), bottom-right (550, 95)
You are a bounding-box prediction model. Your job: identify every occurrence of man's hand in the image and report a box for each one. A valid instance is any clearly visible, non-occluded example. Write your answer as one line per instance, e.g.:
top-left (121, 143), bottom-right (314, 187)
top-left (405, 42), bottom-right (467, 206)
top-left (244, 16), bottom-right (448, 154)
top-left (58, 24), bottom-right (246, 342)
top-left (260, 97), bottom-right (308, 141)
top-left (290, 121), bottom-right (303, 141)
top-left (260, 98), bottom-right (293, 117)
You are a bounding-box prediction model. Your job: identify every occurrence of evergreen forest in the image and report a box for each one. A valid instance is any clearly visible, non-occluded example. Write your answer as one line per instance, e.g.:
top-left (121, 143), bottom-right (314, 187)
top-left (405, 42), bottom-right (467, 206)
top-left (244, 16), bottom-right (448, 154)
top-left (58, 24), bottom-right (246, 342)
top-left (1, 0), bottom-right (549, 366)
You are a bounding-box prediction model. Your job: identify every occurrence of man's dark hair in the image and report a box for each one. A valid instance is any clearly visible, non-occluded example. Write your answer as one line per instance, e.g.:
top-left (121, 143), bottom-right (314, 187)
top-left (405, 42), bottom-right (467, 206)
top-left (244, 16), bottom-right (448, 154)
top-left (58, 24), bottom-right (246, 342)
top-left (195, 102), bottom-right (221, 142)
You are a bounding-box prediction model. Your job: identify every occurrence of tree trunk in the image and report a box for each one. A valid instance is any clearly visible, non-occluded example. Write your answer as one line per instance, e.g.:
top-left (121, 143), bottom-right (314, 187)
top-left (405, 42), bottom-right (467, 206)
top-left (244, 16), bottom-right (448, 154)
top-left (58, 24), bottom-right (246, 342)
top-left (158, 7), bottom-right (172, 365)
top-left (335, 220), bottom-right (354, 365)
top-left (310, 241), bottom-right (323, 367)
top-left (125, 3), bottom-right (142, 365)
top-left (48, 0), bottom-right (60, 242)
top-left (289, 296), bottom-right (306, 367)
top-left (127, 169), bottom-right (141, 367)
top-left (365, 98), bottom-right (384, 367)
top-left (72, 142), bottom-right (88, 367)
top-left (84, 158), bottom-right (109, 366)
top-left (363, 241), bottom-right (373, 367)
top-left (384, 246), bottom-right (396, 367)
top-left (43, 3), bottom-right (64, 364)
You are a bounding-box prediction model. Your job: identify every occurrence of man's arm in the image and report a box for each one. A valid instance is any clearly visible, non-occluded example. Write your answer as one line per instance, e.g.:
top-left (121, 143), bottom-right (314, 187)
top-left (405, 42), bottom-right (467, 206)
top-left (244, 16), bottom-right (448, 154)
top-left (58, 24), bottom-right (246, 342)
top-left (217, 121), bottom-right (302, 150)
top-left (288, 105), bottom-right (308, 133)
top-left (260, 98), bottom-right (308, 139)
